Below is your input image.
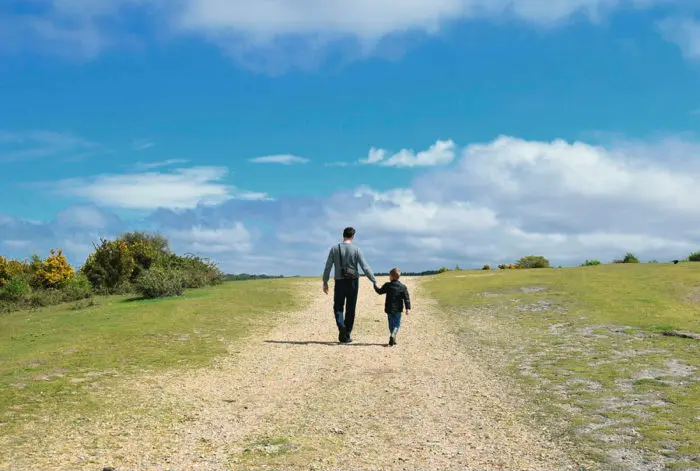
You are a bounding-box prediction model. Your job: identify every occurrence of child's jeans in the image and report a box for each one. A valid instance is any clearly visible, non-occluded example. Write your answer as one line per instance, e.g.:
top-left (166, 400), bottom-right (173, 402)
top-left (387, 312), bottom-right (402, 334)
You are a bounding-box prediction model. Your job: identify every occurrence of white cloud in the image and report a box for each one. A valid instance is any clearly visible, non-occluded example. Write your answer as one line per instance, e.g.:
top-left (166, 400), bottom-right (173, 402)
top-left (360, 139), bottom-right (456, 167)
top-left (174, 0), bottom-right (654, 42)
top-left (2, 240), bottom-right (30, 249)
top-left (2, 0), bottom-right (689, 69)
top-left (0, 130), bottom-right (98, 162)
top-left (51, 166), bottom-right (269, 210)
top-left (168, 223), bottom-right (252, 254)
top-left (53, 205), bottom-right (112, 230)
top-left (658, 16), bottom-right (700, 60)
top-left (249, 154), bottom-right (309, 165)
top-left (9, 134), bottom-right (700, 274)
top-left (132, 159), bottom-right (189, 171)
top-left (133, 139), bottom-right (156, 151)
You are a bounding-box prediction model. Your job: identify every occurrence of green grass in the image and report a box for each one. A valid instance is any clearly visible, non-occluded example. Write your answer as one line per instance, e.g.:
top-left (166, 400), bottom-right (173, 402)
top-left (423, 263), bottom-right (700, 469)
top-left (0, 278), bottom-right (303, 435)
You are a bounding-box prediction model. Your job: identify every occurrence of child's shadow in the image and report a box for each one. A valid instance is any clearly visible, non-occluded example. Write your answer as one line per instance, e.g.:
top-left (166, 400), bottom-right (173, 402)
top-left (264, 340), bottom-right (386, 347)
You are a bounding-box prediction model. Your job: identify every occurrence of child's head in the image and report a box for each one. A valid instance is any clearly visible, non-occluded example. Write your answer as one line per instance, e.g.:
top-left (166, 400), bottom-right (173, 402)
top-left (389, 267), bottom-right (401, 281)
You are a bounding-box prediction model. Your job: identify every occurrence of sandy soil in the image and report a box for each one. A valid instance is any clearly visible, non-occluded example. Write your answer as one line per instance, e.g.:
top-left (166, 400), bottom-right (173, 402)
top-left (2, 277), bottom-right (579, 471)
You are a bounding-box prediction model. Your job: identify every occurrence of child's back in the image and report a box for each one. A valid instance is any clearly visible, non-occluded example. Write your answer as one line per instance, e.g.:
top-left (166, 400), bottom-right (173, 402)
top-left (374, 279), bottom-right (411, 314)
top-left (374, 268), bottom-right (411, 346)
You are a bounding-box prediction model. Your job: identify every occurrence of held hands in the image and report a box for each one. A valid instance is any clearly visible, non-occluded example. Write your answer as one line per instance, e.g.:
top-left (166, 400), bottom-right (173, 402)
top-left (323, 283), bottom-right (329, 295)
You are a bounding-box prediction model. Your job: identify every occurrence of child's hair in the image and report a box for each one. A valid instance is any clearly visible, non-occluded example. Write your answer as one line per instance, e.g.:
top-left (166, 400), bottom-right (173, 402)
top-left (389, 267), bottom-right (401, 279)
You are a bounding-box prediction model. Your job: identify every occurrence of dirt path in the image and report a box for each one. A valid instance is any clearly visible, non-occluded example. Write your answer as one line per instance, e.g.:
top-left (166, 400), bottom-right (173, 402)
top-left (4, 278), bottom-right (578, 470)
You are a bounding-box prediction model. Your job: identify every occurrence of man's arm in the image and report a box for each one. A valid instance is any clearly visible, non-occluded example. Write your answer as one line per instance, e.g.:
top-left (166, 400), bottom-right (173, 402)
top-left (356, 247), bottom-right (377, 284)
top-left (322, 247), bottom-right (334, 285)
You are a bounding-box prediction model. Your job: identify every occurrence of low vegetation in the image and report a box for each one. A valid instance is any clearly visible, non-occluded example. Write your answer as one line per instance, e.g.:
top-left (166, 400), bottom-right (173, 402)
top-left (424, 263), bottom-right (699, 470)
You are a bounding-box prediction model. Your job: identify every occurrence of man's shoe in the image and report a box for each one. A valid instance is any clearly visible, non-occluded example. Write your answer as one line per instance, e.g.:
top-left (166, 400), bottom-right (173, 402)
top-left (338, 326), bottom-right (347, 343)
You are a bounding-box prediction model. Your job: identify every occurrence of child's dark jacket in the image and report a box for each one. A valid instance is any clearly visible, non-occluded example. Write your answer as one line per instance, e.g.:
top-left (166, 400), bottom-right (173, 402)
top-left (374, 280), bottom-right (411, 314)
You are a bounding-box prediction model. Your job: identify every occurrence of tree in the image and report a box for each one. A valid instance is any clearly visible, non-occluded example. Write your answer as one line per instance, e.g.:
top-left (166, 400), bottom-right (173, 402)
top-left (689, 251), bottom-right (700, 262)
top-left (516, 255), bottom-right (550, 269)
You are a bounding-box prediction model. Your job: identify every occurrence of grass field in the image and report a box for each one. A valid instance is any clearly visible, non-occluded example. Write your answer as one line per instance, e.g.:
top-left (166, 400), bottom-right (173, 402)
top-left (0, 279), bottom-right (302, 438)
top-left (423, 263), bottom-right (700, 470)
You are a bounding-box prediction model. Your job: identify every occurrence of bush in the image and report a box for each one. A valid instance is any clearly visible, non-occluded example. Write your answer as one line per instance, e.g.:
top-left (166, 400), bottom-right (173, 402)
top-left (615, 252), bottom-right (639, 264)
top-left (582, 260), bottom-right (601, 266)
top-left (516, 255), bottom-right (550, 269)
top-left (134, 266), bottom-right (185, 299)
top-left (120, 231), bottom-right (170, 282)
top-left (157, 253), bottom-right (224, 288)
top-left (34, 249), bottom-right (75, 288)
top-left (482, 264), bottom-right (490, 270)
top-left (0, 256), bottom-right (30, 286)
top-left (81, 238), bottom-right (136, 294)
top-left (689, 251), bottom-right (700, 262)
top-left (60, 273), bottom-right (93, 302)
top-left (0, 276), bottom-right (31, 302)
top-left (438, 267), bottom-right (449, 273)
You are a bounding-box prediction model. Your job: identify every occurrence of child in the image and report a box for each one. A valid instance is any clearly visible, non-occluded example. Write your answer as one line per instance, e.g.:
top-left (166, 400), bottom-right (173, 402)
top-left (373, 267), bottom-right (411, 346)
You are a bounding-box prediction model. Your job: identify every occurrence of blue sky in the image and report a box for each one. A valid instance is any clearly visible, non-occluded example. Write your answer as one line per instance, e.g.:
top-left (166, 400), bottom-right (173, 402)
top-left (1, 1), bottom-right (700, 275)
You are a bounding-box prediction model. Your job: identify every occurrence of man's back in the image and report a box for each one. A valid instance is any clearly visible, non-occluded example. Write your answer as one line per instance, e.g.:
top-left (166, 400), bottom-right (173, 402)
top-left (322, 242), bottom-right (376, 284)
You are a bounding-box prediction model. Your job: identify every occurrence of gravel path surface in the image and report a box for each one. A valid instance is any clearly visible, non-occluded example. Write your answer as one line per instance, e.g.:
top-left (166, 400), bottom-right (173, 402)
top-left (3, 277), bottom-right (578, 470)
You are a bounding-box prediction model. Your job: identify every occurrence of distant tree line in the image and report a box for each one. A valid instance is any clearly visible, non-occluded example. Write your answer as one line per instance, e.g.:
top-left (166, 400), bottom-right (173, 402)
top-left (375, 269), bottom-right (442, 277)
top-left (224, 274), bottom-right (295, 281)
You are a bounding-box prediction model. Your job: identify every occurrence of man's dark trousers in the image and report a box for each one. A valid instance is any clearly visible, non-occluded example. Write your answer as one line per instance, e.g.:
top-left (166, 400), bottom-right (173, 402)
top-left (333, 278), bottom-right (359, 339)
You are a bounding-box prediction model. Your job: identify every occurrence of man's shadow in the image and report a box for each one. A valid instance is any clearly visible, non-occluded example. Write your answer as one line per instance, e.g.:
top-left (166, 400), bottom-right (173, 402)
top-left (264, 340), bottom-right (387, 347)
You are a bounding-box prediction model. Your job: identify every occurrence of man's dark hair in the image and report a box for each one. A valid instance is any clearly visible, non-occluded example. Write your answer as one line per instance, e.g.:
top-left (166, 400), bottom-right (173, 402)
top-left (343, 227), bottom-right (356, 239)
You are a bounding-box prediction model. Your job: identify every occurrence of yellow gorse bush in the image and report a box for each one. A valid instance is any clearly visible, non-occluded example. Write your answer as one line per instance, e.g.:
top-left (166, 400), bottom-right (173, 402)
top-left (0, 255), bottom-right (8, 286)
top-left (34, 249), bottom-right (75, 288)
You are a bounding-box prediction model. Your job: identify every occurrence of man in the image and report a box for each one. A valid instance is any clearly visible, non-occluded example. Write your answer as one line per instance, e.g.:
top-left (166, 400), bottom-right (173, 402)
top-left (322, 227), bottom-right (377, 343)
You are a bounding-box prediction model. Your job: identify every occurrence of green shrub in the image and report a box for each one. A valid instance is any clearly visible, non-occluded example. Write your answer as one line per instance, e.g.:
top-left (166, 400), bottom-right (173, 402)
top-left (0, 276), bottom-right (31, 302)
top-left (81, 238), bottom-right (136, 294)
top-left (120, 231), bottom-right (170, 282)
top-left (582, 260), bottom-right (601, 266)
top-left (482, 264), bottom-right (491, 270)
top-left (516, 255), bottom-right (550, 269)
top-left (157, 253), bottom-right (224, 288)
top-left (689, 251), bottom-right (700, 262)
top-left (438, 267), bottom-right (449, 273)
top-left (621, 252), bottom-right (639, 264)
top-left (134, 266), bottom-right (185, 299)
top-left (59, 273), bottom-right (93, 302)
top-left (26, 289), bottom-right (65, 308)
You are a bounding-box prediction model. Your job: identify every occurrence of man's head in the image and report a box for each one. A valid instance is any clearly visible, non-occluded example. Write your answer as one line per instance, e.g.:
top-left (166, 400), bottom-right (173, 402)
top-left (343, 227), bottom-right (356, 240)
top-left (389, 267), bottom-right (401, 281)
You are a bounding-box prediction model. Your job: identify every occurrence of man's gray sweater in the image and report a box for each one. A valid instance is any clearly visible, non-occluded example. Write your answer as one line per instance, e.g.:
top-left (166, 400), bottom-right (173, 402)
top-left (322, 242), bottom-right (376, 284)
